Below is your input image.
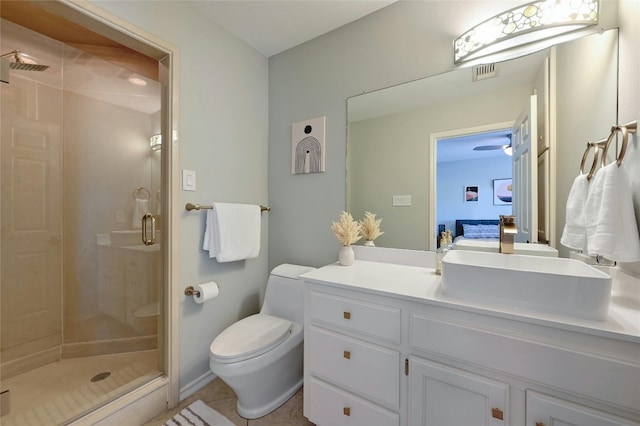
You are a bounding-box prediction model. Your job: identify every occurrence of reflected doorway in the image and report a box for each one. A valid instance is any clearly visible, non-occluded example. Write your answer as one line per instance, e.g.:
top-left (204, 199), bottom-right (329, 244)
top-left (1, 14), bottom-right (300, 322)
top-left (430, 123), bottom-right (514, 250)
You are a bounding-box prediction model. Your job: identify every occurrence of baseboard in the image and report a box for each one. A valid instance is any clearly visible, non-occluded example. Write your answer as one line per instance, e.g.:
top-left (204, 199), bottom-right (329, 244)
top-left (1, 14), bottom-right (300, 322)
top-left (179, 370), bottom-right (217, 401)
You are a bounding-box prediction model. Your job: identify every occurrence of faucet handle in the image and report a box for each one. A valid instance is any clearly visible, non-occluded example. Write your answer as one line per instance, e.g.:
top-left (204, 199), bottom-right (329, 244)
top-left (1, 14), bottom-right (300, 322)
top-left (500, 215), bottom-right (516, 225)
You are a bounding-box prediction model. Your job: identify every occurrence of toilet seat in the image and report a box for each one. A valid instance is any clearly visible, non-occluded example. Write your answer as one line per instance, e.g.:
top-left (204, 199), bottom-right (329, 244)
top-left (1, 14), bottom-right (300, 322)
top-left (210, 314), bottom-right (292, 363)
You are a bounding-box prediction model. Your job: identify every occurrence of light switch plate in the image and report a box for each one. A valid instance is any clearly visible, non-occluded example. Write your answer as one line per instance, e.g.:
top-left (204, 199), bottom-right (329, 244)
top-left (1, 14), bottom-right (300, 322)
top-left (392, 195), bottom-right (412, 206)
top-left (182, 169), bottom-right (196, 191)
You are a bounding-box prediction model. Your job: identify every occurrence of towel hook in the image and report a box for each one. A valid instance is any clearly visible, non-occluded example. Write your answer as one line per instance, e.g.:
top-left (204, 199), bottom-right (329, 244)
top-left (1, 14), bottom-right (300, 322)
top-left (132, 187), bottom-right (151, 200)
top-left (580, 139), bottom-right (605, 181)
top-left (601, 121), bottom-right (637, 167)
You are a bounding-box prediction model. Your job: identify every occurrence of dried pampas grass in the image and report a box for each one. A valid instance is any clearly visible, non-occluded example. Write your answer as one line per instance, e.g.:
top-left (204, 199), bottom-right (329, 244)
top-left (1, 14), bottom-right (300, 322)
top-left (360, 211), bottom-right (384, 242)
top-left (331, 211), bottom-right (361, 246)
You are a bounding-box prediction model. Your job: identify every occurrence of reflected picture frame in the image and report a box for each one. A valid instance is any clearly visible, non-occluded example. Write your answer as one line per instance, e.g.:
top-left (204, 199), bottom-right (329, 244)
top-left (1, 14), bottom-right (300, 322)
top-left (464, 185), bottom-right (479, 202)
top-left (493, 178), bottom-right (512, 205)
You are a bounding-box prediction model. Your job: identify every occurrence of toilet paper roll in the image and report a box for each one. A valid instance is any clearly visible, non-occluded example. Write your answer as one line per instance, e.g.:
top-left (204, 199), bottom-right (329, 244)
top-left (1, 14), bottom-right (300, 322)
top-left (193, 281), bottom-right (219, 304)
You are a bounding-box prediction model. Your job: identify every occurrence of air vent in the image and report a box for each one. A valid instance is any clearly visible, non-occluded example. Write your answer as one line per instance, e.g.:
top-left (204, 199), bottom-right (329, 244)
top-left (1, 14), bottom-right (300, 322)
top-left (472, 63), bottom-right (499, 81)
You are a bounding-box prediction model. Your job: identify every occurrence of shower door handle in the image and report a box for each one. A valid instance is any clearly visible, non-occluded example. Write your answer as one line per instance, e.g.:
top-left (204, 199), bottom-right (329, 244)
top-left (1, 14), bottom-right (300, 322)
top-left (142, 213), bottom-right (156, 246)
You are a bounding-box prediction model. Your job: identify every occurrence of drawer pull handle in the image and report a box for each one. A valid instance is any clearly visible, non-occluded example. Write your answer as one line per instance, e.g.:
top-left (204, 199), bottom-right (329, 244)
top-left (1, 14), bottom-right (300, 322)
top-left (343, 311), bottom-right (351, 319)
top-left (343, 350), bottom-right (351, 359)
top-left (343, 407), bottom-right (350, 416)
top-left (535, 423), bottom-right (545, 426)
top-left (491, 408), bottom-right (504, 421)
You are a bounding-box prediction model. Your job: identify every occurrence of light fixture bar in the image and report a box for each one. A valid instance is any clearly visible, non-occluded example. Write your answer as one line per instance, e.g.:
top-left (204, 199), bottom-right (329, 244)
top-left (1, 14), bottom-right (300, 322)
top-left (454, 0), bottom-right (599, 64)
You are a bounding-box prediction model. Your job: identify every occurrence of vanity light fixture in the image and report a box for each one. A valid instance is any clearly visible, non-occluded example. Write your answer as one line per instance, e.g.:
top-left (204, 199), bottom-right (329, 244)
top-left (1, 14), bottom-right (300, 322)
top-left (503, 145), bottom-right (513, 156)
top-left (150, 134), bottom-right (162, 151)
top-left (454, 0), bottom-right (599, 64)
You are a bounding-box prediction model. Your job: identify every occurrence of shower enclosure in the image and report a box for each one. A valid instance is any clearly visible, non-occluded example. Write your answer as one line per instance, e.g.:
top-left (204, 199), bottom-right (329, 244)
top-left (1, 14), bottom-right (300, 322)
top-left (1, 17), bottom-right (165, 424)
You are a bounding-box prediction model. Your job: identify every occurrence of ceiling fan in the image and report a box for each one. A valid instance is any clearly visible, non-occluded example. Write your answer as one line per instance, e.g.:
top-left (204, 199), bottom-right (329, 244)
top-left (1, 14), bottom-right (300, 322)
top-left (473, 134), bottom-right (512, 155)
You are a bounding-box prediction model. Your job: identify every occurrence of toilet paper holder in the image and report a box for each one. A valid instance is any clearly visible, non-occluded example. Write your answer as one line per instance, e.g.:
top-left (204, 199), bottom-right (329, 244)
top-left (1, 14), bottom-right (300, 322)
top-left (184, 286), bottom-right (200, 297)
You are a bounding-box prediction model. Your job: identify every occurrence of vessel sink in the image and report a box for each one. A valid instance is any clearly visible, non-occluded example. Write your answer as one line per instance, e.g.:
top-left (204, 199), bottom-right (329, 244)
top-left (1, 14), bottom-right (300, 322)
top-left (441, 250), bottom-right (612, 321)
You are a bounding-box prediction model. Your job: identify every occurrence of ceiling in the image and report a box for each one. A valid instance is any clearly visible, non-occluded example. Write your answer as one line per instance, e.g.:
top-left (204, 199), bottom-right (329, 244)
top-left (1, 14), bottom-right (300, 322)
top-left (2, 0), bottom-right (397, 114)
top-left (190, 1), bottom-right (397, 57)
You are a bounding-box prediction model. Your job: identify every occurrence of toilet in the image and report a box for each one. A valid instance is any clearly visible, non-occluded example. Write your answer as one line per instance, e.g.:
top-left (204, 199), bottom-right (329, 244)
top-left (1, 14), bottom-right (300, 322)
top-left (209, 263), bottom-right (315, 419)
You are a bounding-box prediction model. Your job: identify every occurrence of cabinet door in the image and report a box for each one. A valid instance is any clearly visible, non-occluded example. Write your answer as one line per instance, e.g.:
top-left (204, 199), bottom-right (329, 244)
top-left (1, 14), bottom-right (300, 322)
top-left (527, 391), bottom-right (640, 426)
top-left (408, 357), bottom-right (509, 426)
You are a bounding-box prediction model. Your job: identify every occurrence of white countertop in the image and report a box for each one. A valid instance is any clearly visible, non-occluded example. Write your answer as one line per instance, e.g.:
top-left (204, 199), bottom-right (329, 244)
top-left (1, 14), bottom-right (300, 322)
top-left (301, 260), bottom-right (640, 343)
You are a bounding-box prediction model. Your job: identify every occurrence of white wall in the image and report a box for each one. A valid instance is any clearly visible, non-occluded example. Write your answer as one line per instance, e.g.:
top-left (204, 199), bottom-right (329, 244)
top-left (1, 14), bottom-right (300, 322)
top-left (437, 157), bottom-right (513, 235)
top-left (267, 0), bottom-right (620, 271)
top-left (617, 0), bottom-right (640, 276)
top-left (89, 1), bottom-right (269, 392)
top-left (554, 30), bottom-right (618, 258)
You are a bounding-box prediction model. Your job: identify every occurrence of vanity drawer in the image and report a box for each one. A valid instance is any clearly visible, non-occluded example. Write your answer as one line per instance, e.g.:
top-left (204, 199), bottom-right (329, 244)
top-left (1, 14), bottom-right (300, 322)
top-left (307, 326), bottom-right (400, 409)
top-left (308, 290), bottom-right (401, 344)
top-left (307, 377), bottom-right (399, 426)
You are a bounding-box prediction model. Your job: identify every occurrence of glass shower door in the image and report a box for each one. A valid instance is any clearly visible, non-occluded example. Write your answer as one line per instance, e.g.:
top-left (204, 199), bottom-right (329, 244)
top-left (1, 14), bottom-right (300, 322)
top-left (0, 18), bottom-right (164, 424)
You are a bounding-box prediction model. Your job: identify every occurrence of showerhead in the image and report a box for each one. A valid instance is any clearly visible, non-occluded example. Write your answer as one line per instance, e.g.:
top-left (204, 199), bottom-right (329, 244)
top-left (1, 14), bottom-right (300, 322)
top-left (10, 61), bottom-right (50, 71)
top-left (0, 50), bottom-right (50, 72)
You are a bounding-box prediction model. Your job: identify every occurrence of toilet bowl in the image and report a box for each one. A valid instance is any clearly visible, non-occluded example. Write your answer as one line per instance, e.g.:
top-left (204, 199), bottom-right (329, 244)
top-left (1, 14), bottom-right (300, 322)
top-left (209, 264), bottom-right (315, 419)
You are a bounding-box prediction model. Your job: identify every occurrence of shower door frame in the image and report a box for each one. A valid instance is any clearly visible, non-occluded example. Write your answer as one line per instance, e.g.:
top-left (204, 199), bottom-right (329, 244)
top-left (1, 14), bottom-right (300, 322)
top-left (53, 0), bottom-right (182, 418)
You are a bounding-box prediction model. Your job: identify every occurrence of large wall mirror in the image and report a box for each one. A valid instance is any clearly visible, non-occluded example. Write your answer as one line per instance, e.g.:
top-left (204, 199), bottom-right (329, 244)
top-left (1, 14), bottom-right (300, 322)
top-left (347, 29), bottom-right (618, 257)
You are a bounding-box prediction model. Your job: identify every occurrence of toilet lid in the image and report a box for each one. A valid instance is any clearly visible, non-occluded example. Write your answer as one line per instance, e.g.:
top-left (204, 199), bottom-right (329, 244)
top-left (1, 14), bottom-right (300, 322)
top-left (210, 314), bottom-right (292, 363)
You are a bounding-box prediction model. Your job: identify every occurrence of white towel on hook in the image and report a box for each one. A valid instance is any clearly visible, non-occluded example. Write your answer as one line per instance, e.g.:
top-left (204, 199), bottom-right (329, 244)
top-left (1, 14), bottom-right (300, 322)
top-left (132, 198), bottom-right (149, 229)
top-left (584, 162), bottom-right (640, 262)
top-left (560, 173), bottom-right (590, 251)
top-left (203, 203), bottom-right (261, 262)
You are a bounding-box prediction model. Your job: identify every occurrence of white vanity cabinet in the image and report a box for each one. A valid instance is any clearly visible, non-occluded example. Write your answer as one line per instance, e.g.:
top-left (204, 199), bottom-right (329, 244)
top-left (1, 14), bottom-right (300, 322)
top-left (302, 261), bottom-right (640, 426)
top-left (97, 244), bottom-right (160, 333)
top-left (304, 289), bottom-right (402, 426)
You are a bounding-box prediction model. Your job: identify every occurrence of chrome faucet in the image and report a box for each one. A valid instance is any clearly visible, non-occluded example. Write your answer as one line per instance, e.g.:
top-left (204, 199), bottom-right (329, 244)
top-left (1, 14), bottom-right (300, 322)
top-left (499, 215), bottom-right (517, 254)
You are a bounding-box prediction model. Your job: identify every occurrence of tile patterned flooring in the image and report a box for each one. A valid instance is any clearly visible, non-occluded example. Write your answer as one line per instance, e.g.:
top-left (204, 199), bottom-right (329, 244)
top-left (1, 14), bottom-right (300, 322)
top-left (143, 379), bottom-right (314, 426)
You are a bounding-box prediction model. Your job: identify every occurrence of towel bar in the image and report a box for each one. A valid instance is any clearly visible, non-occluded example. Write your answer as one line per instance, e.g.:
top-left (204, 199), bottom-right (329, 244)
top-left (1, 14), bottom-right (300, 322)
top-left (185, 202), bottom-right (270, 212)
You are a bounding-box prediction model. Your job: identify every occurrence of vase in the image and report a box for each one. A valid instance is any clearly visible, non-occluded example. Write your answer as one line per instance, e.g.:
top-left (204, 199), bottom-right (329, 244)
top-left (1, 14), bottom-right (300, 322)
top-left (363, 240), bottom-right (375, 247)
top-left (338, 245), bottom-right (355, 266)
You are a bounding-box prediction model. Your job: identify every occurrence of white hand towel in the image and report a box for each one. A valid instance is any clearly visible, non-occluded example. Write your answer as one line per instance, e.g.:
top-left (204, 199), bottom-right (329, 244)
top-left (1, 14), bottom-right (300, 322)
top-left (560, 173), bottom-right (589, 251)
top-left (132, 198), bottom-right (149, 229)
top-left (203, 203), bottom-right (261, 262)
top-left (585, 162), bottom-right (640, 262)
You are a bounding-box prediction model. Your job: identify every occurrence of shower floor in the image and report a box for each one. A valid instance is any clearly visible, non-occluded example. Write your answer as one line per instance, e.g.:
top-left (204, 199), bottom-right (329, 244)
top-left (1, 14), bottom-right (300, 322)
top-left (0, 350), bottom-right (160, 425)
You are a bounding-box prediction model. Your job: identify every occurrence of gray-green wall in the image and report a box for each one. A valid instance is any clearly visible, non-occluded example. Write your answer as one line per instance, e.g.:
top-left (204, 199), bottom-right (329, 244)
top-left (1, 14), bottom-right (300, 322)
top-left (348, 83), bottom-right (531, 250)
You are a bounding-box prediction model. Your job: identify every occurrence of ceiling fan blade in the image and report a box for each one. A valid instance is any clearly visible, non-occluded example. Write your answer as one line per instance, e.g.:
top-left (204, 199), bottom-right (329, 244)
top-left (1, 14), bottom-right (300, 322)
top-left (473, 144), bottom-right (508, 151)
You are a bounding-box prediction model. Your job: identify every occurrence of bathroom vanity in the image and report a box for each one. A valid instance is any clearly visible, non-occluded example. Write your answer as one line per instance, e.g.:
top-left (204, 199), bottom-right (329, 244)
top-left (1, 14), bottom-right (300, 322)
top-left (97, 231), bottom-right (161, 335)
top-left (301, 250), bottom-right (640, 426)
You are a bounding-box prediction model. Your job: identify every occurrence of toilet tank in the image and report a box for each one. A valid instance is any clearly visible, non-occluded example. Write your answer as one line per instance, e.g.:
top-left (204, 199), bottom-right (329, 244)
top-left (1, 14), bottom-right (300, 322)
top-left (260, 264), bottom-right (315, 325)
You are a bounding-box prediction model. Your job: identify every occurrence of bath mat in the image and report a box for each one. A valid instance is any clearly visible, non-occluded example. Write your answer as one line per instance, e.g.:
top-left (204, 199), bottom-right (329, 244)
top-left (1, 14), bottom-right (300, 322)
top-left (164, 400), bottom-right (235, 426)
